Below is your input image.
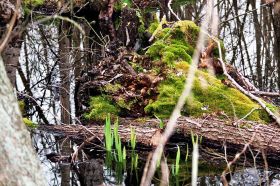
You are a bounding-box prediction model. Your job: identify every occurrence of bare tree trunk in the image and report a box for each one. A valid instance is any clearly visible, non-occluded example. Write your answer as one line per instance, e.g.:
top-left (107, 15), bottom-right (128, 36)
top-left (0, 55), bottom-right (46, 185)
top-left (58, 20), bottom-right (71, 124)
top-left (250, 0), bottom-right (263, 89)
top-left (2, 39), bottom-right (22, 87)
top-left (72, 26), bottom-right (82, 118)
top-left (273, 0), bottom-right (280, 91)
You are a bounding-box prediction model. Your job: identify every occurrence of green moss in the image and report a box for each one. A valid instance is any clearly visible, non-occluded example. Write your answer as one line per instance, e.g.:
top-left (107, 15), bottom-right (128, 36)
top-left (114, 0), bottom-right (132, 11)
top-left (18, 100), bottom-right (26, 114)
top-left (146, 20), bottom-right (201, 69)
top-left (23, 118), bottom-right (37, 128)
top-left (116, 97), bottom-right (135, 110)
top-left (84, 96), bottom-right (119, 121)
top-left (212, 39), bottom-right (226, 59)
top-left (24, 0), bottom-right (44, 5)
top-left (175, 61), bottom-right (190, 73)
top-left (23, 0), bottom-right (44, 14)
top-left (144, 64), bottom-right (272, 122)
top-left (146, 41), bottom-right (166, 60)
top-left (161, 51), bottom-right (176, 67)
top-left (146, 41), bottom-right (192, 67)
top-left (129, 62), bottom-right (144, 72)
top-left (162, 45), bottom-right (192, 64)
top-left (136, 10), bottom-right (146, 37)
top-left (173, 20), bottom-right (200, 46)
top-left (147, 22), bottom-right (160, 34)
top-left (104, 83), bottom-right (122, 93)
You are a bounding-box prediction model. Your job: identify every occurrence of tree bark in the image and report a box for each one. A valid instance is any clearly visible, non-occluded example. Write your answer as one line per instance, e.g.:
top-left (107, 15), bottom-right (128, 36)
top-left (58, 20), bottom-right (71, 124)
top-left (273, 0), bottom-right (280, 91)
top-left (39, 116), bottom-right (280, 163)
top-left (250, 0), bottom-right (263, 90)
top-left (0, 55), bottom-right (46, 185)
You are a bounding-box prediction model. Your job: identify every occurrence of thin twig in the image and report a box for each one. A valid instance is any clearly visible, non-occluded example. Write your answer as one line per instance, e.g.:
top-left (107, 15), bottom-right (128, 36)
top-left (167, 0), bottom-right (181, 21)
top-left (32, 15), bottom-right (85, 35)
top-left (221, 126), bottom-right (259, 185)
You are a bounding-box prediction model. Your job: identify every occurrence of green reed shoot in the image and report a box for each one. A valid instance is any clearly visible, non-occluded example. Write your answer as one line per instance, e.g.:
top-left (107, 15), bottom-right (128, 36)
top-left (105, 114), bottom-right (113, 151)
top-left (133, 153), bottom-right (139, 170)
top-left (114, 117), bottom-right (119, 139)
top-left (191, 131), bottom-right (199, 186)
top-left (155, 115), bottom-right (164, 129)
top-left (130, 127), bottom-right (136, 150)
top-left (115, 135), bottom-right (122, 162)
top-left (123, 146), bottom-right (126, 161)
top-left (175, 145), bottom-right (180, 175)
top-left (130, 151), bottom-right (139, 171)
top-left (185, 144), bottom-right (189, 162)
top-left (115, 129), bottom-right (123, 163)
top-left (191, 131), bottom-right (199, 145)
top-left (171, 164), bottom-right (175, 176)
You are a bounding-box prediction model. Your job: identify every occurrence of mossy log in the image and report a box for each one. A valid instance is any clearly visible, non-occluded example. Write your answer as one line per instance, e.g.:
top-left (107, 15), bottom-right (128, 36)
top-left (39, 116), bottom-right (280, 163)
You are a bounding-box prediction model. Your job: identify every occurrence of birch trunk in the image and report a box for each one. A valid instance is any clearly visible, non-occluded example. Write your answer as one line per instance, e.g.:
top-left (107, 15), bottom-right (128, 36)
top-left (0, 55), bottom-right (46, 186)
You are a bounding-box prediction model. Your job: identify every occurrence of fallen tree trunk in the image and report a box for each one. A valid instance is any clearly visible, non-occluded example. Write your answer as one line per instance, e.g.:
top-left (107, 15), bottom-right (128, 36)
top-left (39, 116), bottom-right (280, 163)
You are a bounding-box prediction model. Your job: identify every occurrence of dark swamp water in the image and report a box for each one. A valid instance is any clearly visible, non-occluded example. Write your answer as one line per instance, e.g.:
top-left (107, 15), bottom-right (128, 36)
top-left (32, 130), bottom-right (280, 186)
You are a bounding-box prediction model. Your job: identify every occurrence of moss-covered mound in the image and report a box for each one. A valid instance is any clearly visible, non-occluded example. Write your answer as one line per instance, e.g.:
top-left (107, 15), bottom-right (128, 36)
top-left (144, 63), bottom-right (270, 121)
top-left (143, 20), bottom-right (274, 122)
top-left (83, 20), bottom-right (276, 123)
top-left (146, 20), bottom-right (199, 66)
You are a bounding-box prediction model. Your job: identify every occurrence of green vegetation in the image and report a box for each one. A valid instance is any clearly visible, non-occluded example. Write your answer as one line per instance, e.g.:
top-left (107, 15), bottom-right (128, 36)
top-left (104, 83), bottom-right (122, 93)
top-left (175, 145), bottom-right (181, 175)
top-left (143, 19), bottom-right (273, 122)
top-left (144, 63), bottom-right (271, 122)
top-left (130, 127), bottom-right (137, 150)
top-left (84, 96), bottom-right (119, 121)
top-left (18, 100), bottom-right (26, 114)
top-left (171, 145), bottom-right (181, 176)
top-left (114, 118), bottom-right (125, 163)
top-left (23, 117), bottom-right (37, 128)
top-left (104, 115), bottom-right (113, 152)
top-left (23, 0), bottom-right (44, 14)
top-left (146, 20), bottom-right (199, 66)
top-left (185, 144), bottom-right (189, 162)
top-left (83, 20), bottom-right (276, 123)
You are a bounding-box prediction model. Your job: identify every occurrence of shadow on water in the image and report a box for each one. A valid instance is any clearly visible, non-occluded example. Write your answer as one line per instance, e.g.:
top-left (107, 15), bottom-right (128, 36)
top-left (32, 130), bottom-right (280, 186)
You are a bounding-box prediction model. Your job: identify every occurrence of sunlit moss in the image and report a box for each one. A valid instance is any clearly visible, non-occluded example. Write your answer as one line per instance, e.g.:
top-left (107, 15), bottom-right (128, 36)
top-left (24, 0), bottom-right (44, 5)
top-left (23, 118), bottom-right (37, 128)
top-left (145, 64), bottom-right (272, 122)
top-left (146, 20), bottom-right (200, 68)
top-left (146, 41), bottom-right (192, 67)
top-left (23, 0), bottom-right (44, 14)
top-left (84, 96), bottom-right (119, 121)
top-left (175, 61), bottom-right (190, 73)
top-left (116, 97), bottom-right (135, 110)
top-left (104, 83), bottom-right (122, 93)
top-left (129, 62), bottom-right (144, 72)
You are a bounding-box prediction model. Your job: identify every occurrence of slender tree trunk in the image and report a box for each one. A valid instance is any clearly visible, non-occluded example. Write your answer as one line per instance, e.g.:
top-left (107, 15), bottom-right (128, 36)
top-left (72, 26), bottom-right (82, 120)
top-left (58, 20), bottom-right (71, 124)
top-left (0, 55), bottom-right (46, 185)
top-left (2, 39), bottom-right (22, 87)
top-left (250, 0), bottom-right (263, 90)
top-left (274, 0), bottom-right (280, 91)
